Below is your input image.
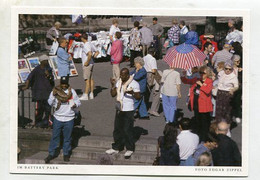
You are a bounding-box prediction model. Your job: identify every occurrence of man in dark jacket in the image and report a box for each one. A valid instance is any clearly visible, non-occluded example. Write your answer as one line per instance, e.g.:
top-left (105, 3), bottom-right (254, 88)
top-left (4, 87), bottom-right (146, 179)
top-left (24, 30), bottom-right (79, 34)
top-left (22, 54), bottom-right (54, 128)
top-left (211, 121), bottom-right (241, 166)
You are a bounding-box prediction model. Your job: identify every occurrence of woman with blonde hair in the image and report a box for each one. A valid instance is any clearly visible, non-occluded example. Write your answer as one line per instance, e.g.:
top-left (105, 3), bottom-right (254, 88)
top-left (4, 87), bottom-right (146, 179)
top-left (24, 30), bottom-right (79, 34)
top-left (188, 66), bottom-right (213, 142)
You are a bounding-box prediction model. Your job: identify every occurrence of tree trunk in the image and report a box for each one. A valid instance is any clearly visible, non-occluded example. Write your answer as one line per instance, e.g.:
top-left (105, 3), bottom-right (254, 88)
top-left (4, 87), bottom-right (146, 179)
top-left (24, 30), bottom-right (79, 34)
top-left (205, 17), bottom-right (217, 35)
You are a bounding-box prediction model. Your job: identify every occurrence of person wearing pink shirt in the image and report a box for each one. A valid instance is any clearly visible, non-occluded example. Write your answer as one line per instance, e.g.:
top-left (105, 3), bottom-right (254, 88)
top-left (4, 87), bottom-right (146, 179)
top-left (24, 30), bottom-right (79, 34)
top-left (110, 32), bottom-right (123, 81)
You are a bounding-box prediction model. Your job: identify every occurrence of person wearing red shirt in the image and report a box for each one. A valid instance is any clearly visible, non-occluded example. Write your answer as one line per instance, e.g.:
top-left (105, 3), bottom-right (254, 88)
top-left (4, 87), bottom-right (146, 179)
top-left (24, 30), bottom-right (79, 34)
top-left (181, 66), bottom-right (213, 142)
top-left (200, 35), bottom-right (218, 57)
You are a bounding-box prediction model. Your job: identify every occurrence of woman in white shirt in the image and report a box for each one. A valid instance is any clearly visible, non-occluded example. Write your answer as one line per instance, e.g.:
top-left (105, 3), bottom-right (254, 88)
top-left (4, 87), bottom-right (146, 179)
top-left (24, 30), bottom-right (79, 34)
top-left (215, 61), bottom-right (239, 124)
top-left (161, 66), bottom-right (181, 124)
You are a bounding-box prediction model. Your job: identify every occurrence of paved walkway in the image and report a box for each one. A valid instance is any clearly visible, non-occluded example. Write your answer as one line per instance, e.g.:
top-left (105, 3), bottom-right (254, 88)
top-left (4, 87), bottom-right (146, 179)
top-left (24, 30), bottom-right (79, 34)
top-left (19, 58), bottom-right (242, 150)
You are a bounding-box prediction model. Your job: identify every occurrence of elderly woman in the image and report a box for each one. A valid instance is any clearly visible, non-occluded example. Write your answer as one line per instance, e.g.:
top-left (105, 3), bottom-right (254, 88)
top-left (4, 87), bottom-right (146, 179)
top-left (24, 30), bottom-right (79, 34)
top-left (46, 21), bottom-right (62, 47)
top-left (215, 61), bottom-right (239, 124)
top-left (188, 66), bottom-right (213, 142)
top-left (161, 65), bottom-right (181, 124)
top-left (130, 57), bottom-right (149, 120)
top-left (129, 21), bottom-right (142, 67)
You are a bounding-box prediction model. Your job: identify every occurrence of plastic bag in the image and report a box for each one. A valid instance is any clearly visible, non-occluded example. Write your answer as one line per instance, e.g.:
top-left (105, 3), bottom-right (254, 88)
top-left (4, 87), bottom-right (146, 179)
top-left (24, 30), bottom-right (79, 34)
top-left (49, 41), bottom-right (59, 55)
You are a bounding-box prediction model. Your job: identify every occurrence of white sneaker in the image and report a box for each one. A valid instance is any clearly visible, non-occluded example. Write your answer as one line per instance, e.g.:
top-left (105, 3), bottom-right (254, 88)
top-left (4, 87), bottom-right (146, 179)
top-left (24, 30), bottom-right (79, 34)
top-left (235, 117), bottom-right (241, 124)
top-left (105, 148), bottom-right (119, 155)
top-left (89, 92), bottom-right (94, 99)
top-left (124, 150), bottom-right (133, 158)
top-left (79, 93), bottom-right (88, 100)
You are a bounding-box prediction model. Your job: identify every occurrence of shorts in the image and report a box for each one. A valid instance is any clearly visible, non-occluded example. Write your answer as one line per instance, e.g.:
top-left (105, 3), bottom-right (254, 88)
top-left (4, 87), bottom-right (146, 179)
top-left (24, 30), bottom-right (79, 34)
top-left (83, 64), bottom-right (94, 80)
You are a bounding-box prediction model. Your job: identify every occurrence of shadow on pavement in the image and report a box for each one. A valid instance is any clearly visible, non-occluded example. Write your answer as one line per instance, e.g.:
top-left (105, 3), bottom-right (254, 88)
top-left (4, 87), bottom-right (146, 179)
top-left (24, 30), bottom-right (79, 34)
top-left (75, 89), bottom-right (83, 96)
top-left (18, 116), bottom-right (33, 128)
top-left (133, 126), bottom-right (148, 142)
top-left (93, 86), bottom-right (108, 97)
top-left (71, 126), bottom-right (91, 149)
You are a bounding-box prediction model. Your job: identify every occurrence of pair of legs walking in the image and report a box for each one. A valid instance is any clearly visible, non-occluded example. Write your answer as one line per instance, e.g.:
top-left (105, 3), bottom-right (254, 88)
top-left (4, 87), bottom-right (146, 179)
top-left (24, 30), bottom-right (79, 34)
top-left (162, 94), bottom-right (177, 123)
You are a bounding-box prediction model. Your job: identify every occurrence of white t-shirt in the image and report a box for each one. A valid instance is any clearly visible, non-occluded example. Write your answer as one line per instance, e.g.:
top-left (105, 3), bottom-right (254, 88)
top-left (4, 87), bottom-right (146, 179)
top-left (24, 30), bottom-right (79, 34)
top-left (109, 25), bottom-right (120, 40)
top-left (81, 42), bottom-right (98, 66)
top-left (161, 69), bottom-right (181, 97)
top-left (144, 54), bottom-right (157, 72)
top-left (116, 79), bottom-right (140, 111)
top-left (177, 130), bottom-right (199, 160)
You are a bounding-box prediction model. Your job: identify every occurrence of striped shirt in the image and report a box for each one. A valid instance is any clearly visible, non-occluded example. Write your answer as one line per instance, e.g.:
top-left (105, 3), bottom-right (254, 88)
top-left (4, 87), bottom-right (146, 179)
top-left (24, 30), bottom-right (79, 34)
top-left (212, 49), bottom-right (233, 68)
top-left (168, 25), bottom-right (180, 44)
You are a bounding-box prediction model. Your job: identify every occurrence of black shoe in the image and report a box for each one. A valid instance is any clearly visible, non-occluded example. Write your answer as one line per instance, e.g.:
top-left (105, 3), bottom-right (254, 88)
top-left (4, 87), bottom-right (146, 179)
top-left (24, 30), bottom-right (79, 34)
top-left (63, 155), bottom-right (70, 162)
top-left (44, 155), bottom-right (54, 164)
top-left (139, 116), bottom-right (150, 120)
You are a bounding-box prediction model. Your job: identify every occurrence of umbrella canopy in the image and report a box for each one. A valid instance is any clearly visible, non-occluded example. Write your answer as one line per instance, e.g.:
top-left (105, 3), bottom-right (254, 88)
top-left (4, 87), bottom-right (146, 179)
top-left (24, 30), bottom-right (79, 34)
top-left (163, 43), bottom-right (206, 70)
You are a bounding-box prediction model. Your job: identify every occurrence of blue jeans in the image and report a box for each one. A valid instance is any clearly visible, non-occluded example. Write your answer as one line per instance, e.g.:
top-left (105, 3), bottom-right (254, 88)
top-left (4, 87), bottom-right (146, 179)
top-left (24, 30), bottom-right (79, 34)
top-left (48, 117), bottom-right (74, 156)
top-left (134, 95), bottom-right (149, 117)
top-left (162, 94), bottom-right (178, 123)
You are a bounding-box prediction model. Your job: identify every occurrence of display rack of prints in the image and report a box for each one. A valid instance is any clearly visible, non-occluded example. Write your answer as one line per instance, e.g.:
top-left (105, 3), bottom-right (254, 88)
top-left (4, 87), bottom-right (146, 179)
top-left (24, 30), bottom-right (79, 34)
top-left (18, 58), bottom-right (31, 83)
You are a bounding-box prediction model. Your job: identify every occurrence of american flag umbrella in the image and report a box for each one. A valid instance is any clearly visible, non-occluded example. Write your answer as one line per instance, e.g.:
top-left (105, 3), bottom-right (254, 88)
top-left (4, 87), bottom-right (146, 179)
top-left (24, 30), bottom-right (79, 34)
top-left (163, 43), bottom-right (206, 70)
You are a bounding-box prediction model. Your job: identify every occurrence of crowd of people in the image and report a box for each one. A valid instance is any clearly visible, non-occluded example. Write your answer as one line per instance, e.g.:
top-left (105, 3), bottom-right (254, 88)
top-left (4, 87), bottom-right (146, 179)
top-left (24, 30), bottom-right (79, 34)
top-left (21, 17), bottom-right (243, 166)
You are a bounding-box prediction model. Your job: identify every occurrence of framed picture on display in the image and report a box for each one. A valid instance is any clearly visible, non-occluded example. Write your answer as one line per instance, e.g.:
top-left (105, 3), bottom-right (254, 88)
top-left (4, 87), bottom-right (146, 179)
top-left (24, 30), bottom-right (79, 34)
top-left (49, 56), bottom-right (60, 79)
top-left (69, 61), bottom-right (78, 76)
top-left (18, 70), bottom-right (30, 83)
top-left (49, 56), bottom-right (58, 70)
top-left (27, 57), bottom-right (40, 70)
top-left (18, 59), bottom-right (30, 71)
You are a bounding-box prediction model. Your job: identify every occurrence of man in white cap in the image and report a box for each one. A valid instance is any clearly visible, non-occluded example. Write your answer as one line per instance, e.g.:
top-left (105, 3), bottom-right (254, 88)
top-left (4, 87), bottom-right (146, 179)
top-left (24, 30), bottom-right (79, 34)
top-left (22, 54), bottom-right (54, 128)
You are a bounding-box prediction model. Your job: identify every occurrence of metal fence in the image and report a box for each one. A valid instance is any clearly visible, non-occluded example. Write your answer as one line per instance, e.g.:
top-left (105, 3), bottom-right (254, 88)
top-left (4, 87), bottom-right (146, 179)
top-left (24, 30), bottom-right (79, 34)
top-left (18, 89), bottom-right (35, 127)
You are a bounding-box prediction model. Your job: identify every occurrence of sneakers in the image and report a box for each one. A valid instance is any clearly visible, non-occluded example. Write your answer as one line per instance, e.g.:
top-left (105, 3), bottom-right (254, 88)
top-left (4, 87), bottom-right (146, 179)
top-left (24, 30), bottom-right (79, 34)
top-left (124, 150), bottom-right (133, 159)
top-left (63, 155), bottom-right (70, 162)
top-left (44, 155), bottom-right (54, 164)
top-left (149, 111), bottom-right (160, 117)
top-left (89, 92), bottom-right (94, 99)
top-left (79, 93), bottom-right (88, 100)
top-left (105, 148), bottom-right (119, 155)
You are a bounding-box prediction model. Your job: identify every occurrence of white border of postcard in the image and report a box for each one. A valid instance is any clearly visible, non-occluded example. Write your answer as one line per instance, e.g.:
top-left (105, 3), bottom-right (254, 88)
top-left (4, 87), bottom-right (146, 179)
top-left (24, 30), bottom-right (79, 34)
top-left (10, 7), bottom-right (250, 176)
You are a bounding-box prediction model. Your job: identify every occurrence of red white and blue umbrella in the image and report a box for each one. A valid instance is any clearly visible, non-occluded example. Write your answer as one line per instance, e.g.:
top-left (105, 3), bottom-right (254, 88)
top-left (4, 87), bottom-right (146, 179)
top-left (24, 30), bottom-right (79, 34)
top-left (163, 43), bottom-right (206, 70)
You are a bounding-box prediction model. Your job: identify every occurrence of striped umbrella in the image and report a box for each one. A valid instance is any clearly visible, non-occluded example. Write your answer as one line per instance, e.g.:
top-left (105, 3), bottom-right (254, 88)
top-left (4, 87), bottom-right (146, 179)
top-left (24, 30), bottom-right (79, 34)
top-left (163, 43), bottom-right (206, 70)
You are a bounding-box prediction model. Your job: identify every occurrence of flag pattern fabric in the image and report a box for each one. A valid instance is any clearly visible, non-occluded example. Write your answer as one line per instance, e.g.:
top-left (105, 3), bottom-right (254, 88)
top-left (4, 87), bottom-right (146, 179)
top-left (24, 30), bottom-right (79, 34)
top-left (163, 43), bottom-right (206, 70)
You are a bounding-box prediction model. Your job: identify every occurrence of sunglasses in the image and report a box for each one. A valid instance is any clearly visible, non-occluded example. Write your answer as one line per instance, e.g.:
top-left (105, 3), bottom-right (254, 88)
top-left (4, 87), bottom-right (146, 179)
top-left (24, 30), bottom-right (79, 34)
top-left (225, 68), bottom-right (232, 71)
top-left (199, 71), bottom-right (206, 74)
